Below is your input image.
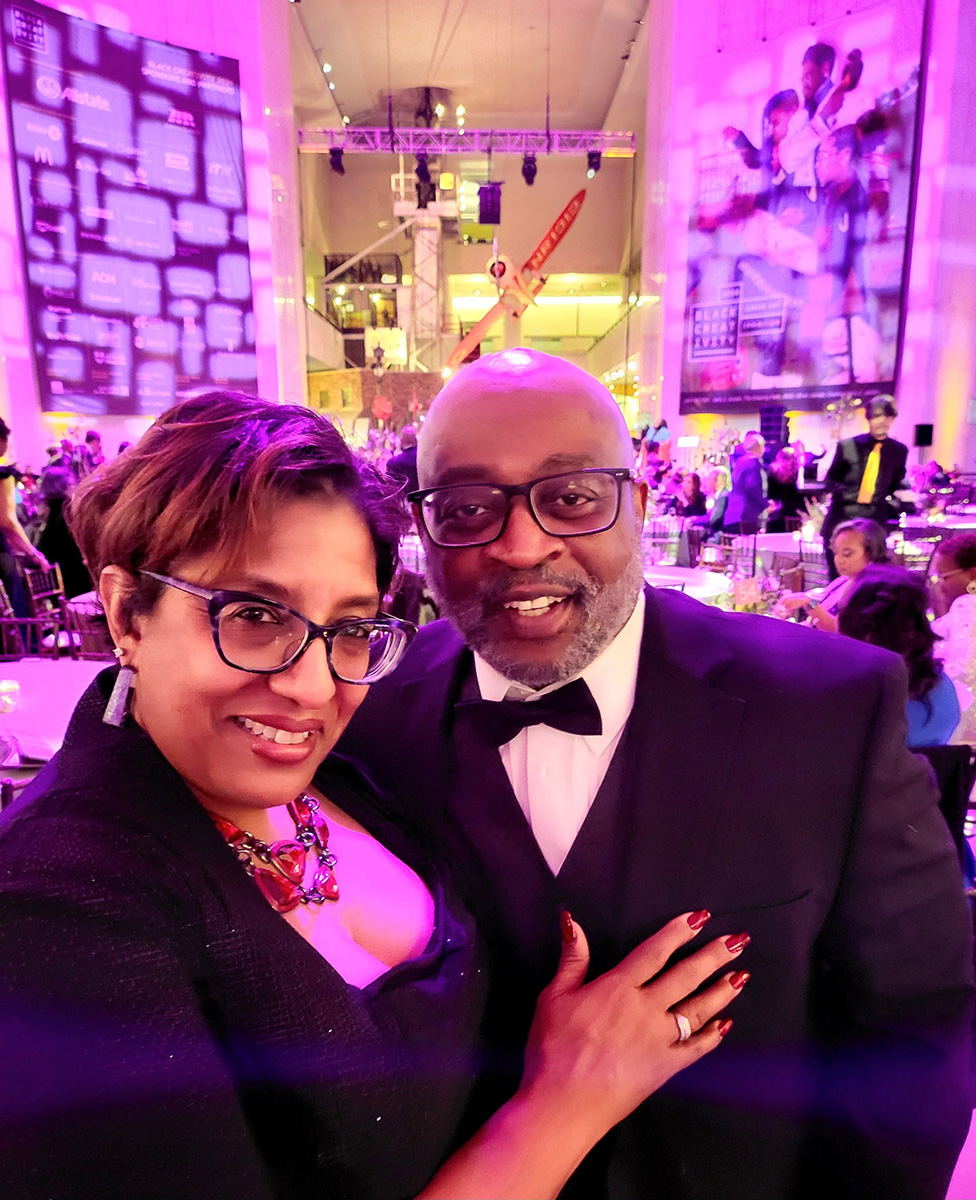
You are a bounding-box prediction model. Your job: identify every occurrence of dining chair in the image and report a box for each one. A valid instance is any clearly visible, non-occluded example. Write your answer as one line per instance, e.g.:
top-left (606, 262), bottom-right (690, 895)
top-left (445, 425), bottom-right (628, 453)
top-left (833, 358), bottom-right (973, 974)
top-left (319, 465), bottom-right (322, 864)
top-left (799, 545), bottom-right (830, 590)
top-left (23, 564), bottom-right (70, 657)
top-left (0, 581), bottom-right (26, 660)
top-left (63, 594), bottom-right (116, 660)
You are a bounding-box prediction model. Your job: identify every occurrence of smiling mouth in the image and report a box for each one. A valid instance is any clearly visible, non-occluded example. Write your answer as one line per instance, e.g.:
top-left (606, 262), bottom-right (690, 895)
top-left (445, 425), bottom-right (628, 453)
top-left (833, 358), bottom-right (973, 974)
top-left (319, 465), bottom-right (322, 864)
top-left (234, 717), bottom-right (313, 745)
top-left (502, 595), bottom-right (569, 617)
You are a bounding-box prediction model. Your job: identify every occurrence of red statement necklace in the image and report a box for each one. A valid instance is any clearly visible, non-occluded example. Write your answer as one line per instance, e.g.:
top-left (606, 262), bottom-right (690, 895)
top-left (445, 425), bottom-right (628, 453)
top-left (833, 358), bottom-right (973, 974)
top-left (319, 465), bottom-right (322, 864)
top-left (213, 793), bottom-right (339, 913)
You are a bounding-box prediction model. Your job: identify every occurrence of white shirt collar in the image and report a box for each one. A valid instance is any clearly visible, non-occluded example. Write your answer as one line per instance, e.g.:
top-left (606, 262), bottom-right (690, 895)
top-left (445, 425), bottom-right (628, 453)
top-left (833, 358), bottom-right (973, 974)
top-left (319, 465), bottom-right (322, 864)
top-left (473, 590), bottom-right (645, 754)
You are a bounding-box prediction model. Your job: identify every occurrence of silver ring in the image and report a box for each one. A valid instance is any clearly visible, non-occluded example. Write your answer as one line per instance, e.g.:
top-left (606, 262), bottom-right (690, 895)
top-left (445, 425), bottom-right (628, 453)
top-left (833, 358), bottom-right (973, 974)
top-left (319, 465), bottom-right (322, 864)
top-left (673, 1012), bottom-right (692, 1043)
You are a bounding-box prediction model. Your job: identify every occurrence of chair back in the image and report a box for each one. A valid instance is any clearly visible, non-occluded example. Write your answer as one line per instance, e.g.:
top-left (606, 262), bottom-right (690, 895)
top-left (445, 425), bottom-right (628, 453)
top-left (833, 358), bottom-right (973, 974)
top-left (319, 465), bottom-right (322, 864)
top-left (799, 545), bottom-right (830, 590)
top-left (912, 744), bottom-right (975, 872)
top-left (63, 595), bottom-right (116, 660)
top-left (23, 564), bottom-right (69, 657)
top-left (0, 581), bottom-right (25, 659)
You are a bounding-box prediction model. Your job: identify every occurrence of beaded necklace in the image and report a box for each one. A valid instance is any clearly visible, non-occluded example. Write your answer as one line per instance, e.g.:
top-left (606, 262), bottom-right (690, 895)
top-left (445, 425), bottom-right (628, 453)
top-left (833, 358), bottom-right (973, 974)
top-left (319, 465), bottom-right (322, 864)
top-left (213, 793), bottom-right (339, 913)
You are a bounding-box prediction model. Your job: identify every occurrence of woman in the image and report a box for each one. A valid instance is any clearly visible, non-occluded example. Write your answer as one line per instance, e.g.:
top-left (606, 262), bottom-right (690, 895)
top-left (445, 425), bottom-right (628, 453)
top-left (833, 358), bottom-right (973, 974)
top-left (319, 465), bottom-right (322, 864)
top-left (0, 418), bottom-right (49, 615)
top-left (930, 532), bottom-right (976, 743)
top-left (839, 565), bottom-right (959, 747)
top-left (674, 471), bottom-right (707, 518)
top-left (776, 517), bottom-right (888, 632)
top-left (0, 393), bottom-right (745, 1200)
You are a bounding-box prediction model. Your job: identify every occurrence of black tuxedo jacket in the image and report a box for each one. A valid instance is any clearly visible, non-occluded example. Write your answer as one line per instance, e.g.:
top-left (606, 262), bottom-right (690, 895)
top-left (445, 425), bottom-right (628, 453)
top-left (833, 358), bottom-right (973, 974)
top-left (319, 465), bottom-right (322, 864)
top-left (824, 433), bottom-right (909, 527)
top-left (339, 587), bottom-right (974, 1200)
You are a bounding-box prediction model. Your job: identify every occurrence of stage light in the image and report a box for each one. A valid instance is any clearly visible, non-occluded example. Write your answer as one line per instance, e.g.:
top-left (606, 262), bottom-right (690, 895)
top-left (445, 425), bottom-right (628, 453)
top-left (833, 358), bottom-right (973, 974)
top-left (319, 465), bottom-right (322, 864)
top-left (586, 150), bottom-right (602, 178)
top-left (329, 147), bottom-right (345, 175)
top-left (415, 154), bottom-right (431, 184)
top-left (341, 115), bottom-right (350, 125)
top-left (478, 182), bottom-right (502, 224)
top-left (321, 62), bottom-right (332, 74)
top-left (521, 154), bottom-right (537, 186)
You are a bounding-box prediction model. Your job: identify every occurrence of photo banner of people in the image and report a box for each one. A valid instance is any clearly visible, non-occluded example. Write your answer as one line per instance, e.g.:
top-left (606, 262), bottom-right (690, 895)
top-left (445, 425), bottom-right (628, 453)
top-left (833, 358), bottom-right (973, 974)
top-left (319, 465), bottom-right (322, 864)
top-left (679, 1), bottom-right (925, 414)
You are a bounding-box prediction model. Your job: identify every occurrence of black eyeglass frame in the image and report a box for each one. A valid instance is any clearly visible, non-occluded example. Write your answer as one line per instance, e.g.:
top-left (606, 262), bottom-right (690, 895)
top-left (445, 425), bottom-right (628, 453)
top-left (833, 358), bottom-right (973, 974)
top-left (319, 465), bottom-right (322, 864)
top-left (407, 467), bottom-right (637, 548)
top-left (141, 571), bottom-right (417, 681)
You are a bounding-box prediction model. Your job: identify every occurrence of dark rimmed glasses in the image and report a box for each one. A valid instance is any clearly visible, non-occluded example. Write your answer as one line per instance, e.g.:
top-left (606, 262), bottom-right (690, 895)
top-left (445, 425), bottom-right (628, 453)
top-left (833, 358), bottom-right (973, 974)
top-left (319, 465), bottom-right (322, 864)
top-left (407, 468), bottom-right (636, 548)
top-left (142, 572), bottom-right (416, 682)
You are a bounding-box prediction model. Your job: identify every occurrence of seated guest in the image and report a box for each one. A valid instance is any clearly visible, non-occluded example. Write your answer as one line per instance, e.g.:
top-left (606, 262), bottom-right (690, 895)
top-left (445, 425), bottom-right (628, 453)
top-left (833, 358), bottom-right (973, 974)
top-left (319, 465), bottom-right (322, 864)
top-left (930, 532), bottom-right (976, 743)
top-left (776, 517), bottom-right (888, 632)
top-left (839, 565), bottom-right (960, 747)
top-left (766, 449), bottom-right (804, 532)
top-left (692, 465), bottom-right (731, 536)
top-left (0, 391), bottom-right (743, 1200)
top-left (675, 472), bottom-right (707, 518)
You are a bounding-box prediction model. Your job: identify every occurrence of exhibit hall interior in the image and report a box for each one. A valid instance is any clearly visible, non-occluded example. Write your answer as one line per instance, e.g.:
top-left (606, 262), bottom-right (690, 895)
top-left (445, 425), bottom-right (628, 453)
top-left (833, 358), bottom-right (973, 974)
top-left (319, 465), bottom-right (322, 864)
top-left (2, 2), bottom-right (976, 1197)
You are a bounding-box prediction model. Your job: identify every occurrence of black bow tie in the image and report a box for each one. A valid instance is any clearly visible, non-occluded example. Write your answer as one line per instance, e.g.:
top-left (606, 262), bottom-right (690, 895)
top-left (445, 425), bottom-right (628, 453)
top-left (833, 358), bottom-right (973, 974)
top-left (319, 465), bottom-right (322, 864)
top-left (456, 676), bottom-right (603, 747)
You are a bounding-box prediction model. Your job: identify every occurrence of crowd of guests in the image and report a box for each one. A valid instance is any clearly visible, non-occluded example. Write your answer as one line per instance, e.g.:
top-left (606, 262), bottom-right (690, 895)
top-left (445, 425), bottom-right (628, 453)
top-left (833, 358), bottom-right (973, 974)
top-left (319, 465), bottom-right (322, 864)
top-left (0, 355), bottom-right (973, 1199)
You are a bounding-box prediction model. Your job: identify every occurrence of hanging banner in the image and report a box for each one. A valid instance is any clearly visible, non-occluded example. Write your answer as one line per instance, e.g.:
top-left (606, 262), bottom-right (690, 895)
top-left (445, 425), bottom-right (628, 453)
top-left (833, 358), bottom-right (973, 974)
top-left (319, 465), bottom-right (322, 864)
top-left (679, 1), bottom-right (926, 414)
top-left (1, 0), bottom-right (256, 415)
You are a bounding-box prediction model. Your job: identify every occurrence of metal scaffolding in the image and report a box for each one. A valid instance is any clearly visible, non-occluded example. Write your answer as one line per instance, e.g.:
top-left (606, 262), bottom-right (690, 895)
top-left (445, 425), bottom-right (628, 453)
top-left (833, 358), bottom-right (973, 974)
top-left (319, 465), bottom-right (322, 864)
top-left (299, 127), bottom-right (636, 156)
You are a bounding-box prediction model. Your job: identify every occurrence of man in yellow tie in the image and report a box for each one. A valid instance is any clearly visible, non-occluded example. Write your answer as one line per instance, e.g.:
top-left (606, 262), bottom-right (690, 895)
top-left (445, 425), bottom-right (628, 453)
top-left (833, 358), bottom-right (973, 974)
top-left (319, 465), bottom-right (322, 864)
top-left (821, 395), bottom-right (908, 576)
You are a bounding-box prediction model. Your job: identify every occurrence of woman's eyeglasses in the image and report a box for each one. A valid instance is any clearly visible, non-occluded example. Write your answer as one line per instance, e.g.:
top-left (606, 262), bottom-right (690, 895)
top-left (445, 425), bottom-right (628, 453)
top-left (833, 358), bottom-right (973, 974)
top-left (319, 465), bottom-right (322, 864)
top-left (142, 572), bottom-right (416, 682)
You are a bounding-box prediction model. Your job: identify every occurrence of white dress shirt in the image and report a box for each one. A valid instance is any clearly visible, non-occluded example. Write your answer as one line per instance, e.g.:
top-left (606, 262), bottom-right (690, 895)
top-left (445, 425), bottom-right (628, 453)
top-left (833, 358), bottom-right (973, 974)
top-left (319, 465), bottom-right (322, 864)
top-left (473, 591), bottom-right (645, 874)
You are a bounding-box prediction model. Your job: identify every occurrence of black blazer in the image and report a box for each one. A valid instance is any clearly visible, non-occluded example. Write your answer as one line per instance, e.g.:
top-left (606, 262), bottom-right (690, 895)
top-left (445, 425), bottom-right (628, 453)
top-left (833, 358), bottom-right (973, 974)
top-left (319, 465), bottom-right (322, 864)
top-left (339, 587), bottom-right (974, 1200)
top-left (824, 433), bottom-right (909, 525)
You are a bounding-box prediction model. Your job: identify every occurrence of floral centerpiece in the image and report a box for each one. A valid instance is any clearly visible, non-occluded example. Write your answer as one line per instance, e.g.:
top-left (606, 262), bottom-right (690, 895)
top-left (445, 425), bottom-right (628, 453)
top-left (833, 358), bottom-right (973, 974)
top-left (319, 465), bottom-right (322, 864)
top-left (714, 574), bottom-right (783, 615)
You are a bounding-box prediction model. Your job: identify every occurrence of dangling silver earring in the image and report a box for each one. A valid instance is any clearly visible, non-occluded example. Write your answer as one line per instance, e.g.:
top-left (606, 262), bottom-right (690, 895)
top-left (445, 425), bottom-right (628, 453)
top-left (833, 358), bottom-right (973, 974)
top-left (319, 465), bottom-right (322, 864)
top-left (103, 652), bottom-right (134, 726)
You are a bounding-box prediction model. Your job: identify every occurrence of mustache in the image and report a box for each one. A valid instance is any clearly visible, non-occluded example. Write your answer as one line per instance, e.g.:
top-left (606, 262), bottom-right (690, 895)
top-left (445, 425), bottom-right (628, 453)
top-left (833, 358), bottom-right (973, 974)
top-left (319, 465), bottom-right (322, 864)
top-left (475, 567), bottom-right (597, 605)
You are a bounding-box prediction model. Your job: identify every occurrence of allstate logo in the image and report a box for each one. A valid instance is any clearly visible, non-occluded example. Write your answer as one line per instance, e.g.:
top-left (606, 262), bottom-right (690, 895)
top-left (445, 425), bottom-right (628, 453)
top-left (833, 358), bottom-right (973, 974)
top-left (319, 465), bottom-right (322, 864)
top-left (36, 75), bottom-right (60, 101)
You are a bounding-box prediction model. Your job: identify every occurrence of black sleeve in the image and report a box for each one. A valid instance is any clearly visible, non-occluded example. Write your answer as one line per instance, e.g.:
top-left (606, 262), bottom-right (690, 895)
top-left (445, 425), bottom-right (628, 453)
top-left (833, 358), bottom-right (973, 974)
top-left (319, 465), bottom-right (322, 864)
top-left (824, 441), bottom-right (851, 496)
top-left (814, 658), bottom-right (975, 1198)
top-left (0, 815), bottom-right (277, 1200)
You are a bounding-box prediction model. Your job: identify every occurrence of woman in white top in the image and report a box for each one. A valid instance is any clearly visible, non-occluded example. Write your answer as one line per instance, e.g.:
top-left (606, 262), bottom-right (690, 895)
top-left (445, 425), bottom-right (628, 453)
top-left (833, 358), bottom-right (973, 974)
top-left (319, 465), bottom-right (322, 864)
top-left (776, 518), bottom-right (889, 631)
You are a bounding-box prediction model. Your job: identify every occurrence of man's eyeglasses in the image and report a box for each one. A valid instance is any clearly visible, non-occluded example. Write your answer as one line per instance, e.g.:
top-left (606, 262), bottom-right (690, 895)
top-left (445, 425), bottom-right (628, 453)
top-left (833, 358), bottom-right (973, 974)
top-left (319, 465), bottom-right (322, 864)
top-left (407, 468), bottom-right (636, 549)
top-left (142, 572), bottom-right (416, 682)
top-left (929, 567), bottom-right (965, 586)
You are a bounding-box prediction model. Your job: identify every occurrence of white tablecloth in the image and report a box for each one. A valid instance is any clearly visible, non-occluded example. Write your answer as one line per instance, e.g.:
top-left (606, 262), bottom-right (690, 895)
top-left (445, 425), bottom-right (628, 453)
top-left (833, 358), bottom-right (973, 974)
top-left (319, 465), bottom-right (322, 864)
top-left (644, 566), bottom-right (730, 603)
top-left (0, 658), bottom-right (105, 761)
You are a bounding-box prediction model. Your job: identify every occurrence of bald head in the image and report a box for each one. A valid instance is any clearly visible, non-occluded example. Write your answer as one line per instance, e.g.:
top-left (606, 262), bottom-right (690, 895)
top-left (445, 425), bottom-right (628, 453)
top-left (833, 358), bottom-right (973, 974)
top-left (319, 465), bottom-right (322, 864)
top-left (418, 350), bottom-right (634, 487)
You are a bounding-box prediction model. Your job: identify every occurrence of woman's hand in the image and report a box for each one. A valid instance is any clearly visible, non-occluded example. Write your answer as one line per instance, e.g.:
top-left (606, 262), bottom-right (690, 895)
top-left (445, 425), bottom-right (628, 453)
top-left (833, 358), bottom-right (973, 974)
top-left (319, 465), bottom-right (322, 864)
top-left (520, 912), bottom-right (748, 1143)
top-left (774, 592), bottom-right (810, 619)
top-left (419, 912), bottom-right (748, 1200)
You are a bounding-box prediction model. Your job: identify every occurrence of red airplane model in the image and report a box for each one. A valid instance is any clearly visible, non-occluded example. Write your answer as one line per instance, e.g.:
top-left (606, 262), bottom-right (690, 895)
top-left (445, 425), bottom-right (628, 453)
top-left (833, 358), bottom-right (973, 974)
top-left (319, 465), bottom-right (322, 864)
top-left (445, 188), bottom-right (586, 370)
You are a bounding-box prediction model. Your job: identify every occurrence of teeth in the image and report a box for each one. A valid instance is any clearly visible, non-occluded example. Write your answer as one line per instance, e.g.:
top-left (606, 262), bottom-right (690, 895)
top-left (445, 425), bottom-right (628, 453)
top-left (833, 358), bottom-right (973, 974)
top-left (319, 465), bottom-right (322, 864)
top-left (503, 595), bottom-right (566, 614)
top-left (239, 717), bottom-right (311, 745)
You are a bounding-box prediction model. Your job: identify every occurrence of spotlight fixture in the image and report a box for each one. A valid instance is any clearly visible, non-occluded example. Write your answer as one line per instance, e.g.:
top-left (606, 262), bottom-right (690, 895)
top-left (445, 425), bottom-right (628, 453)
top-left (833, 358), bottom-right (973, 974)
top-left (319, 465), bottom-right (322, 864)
top-left (521, 154), bottom-right (537, 186)
top-left (321, 62), bottom-right (332, 74)
top-left (586, 151), bottom-right (602, 178)
top-left (415, 153), bottom-right (431, 184)
top-left (478, 182), bottom-right (502, 224)
top-left (329, 147), bottom-right (345, 175)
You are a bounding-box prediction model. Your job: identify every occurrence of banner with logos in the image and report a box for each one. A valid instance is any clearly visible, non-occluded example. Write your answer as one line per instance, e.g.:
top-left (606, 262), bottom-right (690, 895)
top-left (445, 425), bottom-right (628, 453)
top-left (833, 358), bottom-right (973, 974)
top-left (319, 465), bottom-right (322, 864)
top-left (679, 1), bottom-right (925, 414)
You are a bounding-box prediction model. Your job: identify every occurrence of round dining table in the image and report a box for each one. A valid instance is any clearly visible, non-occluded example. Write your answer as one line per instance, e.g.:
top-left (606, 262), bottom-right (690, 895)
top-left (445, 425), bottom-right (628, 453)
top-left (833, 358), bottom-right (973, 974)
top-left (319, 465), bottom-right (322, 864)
top-left (644, 565), bottom-right (730, 603)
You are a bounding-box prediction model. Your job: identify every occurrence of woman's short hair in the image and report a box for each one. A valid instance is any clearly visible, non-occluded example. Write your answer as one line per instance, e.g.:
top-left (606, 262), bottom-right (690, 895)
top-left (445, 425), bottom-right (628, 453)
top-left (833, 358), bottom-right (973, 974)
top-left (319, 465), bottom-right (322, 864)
top-left (936, 532), bottom-right (976, 572)
top-left (69, 391), bottom-right (407, 626)
top-left (830, 517), bottom-right (889, 564)
top-left (838, 565), bottom-right (941, 700)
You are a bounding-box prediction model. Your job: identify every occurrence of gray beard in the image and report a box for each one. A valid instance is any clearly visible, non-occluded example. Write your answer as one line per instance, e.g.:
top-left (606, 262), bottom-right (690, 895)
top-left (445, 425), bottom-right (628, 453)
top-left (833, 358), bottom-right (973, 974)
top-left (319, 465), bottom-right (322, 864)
top-left (426, 539), bottom-right (645, 690)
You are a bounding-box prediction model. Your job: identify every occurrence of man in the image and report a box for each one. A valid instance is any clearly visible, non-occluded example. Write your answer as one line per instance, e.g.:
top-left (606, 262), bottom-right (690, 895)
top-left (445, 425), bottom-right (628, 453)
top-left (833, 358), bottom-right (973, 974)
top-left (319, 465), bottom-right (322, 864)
top-left (822, 396), bottom-right (908, 575)
top-left (780, 43), bottom-right (846, 190)
top-left (385, 424), bottom-right (419, 495)
top-left (723, 432), bottom-right (768, 534)
top-left (339, 350), bottom-right (972, 1200)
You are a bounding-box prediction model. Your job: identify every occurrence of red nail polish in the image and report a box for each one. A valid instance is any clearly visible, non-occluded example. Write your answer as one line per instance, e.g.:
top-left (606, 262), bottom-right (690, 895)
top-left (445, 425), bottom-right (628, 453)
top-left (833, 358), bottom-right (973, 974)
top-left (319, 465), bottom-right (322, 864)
top-left (687, 909), bottom-right (711, 930)
top-left (728, 970), bottom-right (750, 990)
top-left (718, 1018), bottom-right (734, 1038)
top-left (725, 932), bottom-right (751, 954)
top-left (560, 910), bottom-right (576, 944)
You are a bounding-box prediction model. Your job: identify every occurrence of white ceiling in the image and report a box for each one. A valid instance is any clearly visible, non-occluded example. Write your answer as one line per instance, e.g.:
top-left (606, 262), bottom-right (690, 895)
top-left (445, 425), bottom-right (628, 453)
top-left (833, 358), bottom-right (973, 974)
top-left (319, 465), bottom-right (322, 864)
top-left (290, 0), bottom-right (649, 134)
